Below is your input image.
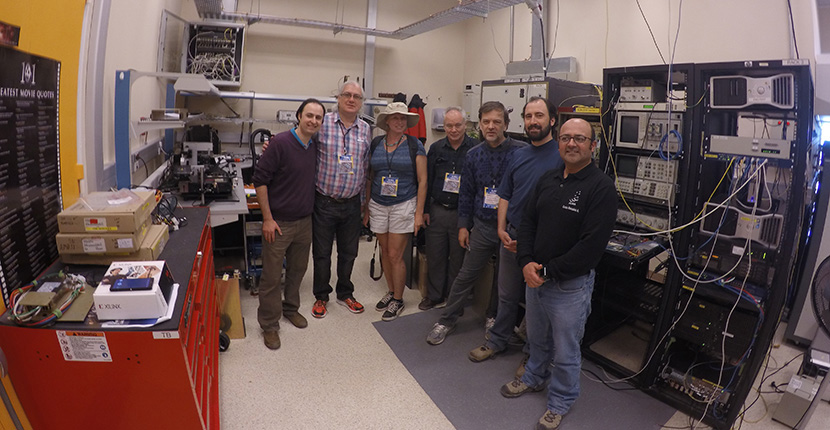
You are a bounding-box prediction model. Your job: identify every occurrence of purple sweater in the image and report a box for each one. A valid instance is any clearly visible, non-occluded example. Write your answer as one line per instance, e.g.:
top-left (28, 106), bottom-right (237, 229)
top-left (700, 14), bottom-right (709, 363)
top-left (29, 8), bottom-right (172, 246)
top-left (252, 130), bottom-right (316, 221)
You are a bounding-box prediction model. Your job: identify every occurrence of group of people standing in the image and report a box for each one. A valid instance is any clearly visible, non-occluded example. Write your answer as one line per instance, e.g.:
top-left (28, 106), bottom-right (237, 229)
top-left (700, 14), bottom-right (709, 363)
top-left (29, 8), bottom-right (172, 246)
top-left (251, 81), bottom-right (617, 430)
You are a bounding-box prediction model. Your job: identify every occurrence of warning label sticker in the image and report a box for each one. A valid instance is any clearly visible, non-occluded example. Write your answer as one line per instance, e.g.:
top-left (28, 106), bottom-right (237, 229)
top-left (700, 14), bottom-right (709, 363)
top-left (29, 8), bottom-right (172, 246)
top-left (56, 330), bottom-right (113, 362)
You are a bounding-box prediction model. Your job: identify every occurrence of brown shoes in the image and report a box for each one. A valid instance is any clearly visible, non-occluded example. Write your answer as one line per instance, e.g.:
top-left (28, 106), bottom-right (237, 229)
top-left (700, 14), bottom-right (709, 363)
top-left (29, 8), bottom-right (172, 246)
top-left (469, 345), bottom-right (500, 362)
top-left (500, 378), bottom-right (543, 398)
top-left (263, 330), bottom-right (281, 350)
top-left (285, 313), bottom-right (308, 328)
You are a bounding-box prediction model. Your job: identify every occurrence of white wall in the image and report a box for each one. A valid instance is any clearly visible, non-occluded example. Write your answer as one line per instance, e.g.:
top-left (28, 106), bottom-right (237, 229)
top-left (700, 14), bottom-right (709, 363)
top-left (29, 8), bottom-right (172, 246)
top-left (98, 0), bottom-right (820, 173)
top-left (102, 0), bottom-right (184, 167)
top-left (465, 0), bottom-right (816, 86)
top-left (174, 0), bottom-right (469, 144)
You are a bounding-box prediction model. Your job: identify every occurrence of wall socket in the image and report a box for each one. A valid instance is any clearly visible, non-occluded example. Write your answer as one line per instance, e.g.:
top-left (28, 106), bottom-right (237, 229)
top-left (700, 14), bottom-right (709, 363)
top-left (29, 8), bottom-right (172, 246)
top-left (277, 110), bottom-right (296, 123)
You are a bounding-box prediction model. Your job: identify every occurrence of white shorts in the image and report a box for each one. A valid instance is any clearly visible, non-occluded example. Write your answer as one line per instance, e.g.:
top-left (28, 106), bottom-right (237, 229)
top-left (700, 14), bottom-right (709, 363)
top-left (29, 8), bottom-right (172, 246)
top-left (369, 197), bottom-right (416, 234)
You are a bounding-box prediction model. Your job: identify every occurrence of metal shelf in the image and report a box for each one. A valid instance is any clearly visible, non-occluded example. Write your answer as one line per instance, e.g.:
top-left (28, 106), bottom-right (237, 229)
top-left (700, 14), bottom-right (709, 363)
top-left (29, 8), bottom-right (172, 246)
top-left (132, 119), bottom-right (185, 137)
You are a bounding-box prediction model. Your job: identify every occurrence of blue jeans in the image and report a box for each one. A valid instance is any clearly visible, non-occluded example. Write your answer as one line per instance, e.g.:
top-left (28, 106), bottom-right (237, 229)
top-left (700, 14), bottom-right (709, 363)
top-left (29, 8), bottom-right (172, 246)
top-left (438, 219), bottom-right (500, 327)
top-left (521, 270), bottom-right (594, 415)
top-left (486, 225), bottom-right (524, 351)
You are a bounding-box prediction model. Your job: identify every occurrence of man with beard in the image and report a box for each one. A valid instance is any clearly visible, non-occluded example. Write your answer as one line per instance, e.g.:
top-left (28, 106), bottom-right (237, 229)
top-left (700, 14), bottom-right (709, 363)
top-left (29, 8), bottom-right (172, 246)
top-left (468, 96), bottom-right (563, 365)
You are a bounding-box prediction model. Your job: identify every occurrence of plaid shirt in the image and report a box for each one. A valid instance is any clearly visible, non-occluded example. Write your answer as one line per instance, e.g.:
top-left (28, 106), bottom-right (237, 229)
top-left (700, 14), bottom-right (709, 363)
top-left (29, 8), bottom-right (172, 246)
top-left (315, 111), bottom-right (372, 199)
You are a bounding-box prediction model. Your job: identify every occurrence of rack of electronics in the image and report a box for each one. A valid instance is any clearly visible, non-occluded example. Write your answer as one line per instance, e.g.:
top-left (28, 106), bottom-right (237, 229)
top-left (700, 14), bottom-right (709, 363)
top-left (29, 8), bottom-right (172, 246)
top-left (587, 60), bottom-right (817, 430)
top-left (184, 21), bottom-right (244, 87)
top-left (588, 63), bottom-right (700, 385)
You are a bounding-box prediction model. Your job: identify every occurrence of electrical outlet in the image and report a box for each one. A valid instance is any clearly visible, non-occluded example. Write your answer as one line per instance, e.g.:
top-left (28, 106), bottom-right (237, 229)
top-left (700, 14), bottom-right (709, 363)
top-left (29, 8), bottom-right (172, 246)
top-left (277, 110), bottom-right (296, 123)
top-left (133, 160), bottom-right (140, 172)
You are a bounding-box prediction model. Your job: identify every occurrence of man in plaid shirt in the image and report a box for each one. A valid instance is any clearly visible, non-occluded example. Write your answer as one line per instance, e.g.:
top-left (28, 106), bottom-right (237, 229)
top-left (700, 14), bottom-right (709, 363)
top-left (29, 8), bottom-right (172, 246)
top-left (310, 81), bottom-right (372, 318)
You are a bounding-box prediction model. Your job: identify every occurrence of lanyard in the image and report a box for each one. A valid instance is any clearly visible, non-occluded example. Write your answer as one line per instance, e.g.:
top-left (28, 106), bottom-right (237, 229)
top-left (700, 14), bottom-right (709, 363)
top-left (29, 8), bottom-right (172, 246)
top-left (338, 121), bottom-right (352, 154)
top-left (384, 135), bottom-right (405, 176)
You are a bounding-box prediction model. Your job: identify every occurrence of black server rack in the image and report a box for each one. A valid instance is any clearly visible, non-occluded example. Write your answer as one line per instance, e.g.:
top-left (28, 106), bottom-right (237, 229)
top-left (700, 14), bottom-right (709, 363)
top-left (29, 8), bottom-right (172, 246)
top-left (654, 59), bottom-right (815, 429)
top-left (587, 60), bottom-right (817, 430)
top-left (586, 63), bottom-right (700, 388)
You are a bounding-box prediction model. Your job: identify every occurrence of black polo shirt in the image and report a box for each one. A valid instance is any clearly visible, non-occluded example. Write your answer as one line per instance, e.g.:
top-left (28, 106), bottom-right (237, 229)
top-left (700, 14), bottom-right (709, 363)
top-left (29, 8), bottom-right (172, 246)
top-left (425, 135), bottom-right (476, 213)
top-left (517, 162), bottom-right (617, 281)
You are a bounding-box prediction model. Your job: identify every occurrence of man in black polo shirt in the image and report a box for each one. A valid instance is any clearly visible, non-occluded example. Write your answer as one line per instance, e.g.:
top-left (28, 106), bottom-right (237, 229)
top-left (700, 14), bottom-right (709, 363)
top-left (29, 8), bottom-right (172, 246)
top-left (500, 118), bottom-right (616, 430)
top-left (420, 107), bottom-right (476, 310)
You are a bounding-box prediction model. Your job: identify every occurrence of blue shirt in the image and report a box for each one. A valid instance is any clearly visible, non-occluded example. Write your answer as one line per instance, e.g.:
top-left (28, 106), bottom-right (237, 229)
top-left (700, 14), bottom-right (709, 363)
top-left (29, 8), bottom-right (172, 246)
top-left (290, 128), bottom-right (311, 149)
top-left (369, 136), bottom-right (426, 205)
top-left (499, 138), bottom-right (563, 228)
top-left (457, 138), bottom-right (527, 229)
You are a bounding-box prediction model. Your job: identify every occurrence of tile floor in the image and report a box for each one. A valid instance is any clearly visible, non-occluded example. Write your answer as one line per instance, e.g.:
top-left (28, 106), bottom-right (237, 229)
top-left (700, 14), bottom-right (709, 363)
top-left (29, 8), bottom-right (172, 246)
top-left (218, 239), bottom-right (830, 429)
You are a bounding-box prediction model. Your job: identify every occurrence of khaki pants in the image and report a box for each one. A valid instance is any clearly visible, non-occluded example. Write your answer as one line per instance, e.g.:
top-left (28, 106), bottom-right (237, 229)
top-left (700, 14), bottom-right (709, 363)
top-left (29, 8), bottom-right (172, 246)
top-left (257, 216), bottom-right (312, 331)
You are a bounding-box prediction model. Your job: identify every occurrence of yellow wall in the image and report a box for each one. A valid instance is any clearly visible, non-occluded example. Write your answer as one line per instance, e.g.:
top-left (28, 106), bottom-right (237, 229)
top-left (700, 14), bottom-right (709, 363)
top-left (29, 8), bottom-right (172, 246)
top-left (1, 0), bottom-right (86, 207)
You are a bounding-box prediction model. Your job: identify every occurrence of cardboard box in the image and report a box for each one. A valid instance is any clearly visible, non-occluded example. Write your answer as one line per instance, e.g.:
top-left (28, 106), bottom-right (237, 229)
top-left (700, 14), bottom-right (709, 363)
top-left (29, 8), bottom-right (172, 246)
top-left (58, 190), bottom-right (158, 234)
top-left (217, 277), bottom-right (246, 339)
top-left (59, 224), bottom-right (170, 265)
top-left (56, 217), bottom-right (151, 254)
top-left (93, 261), bottom-right (174, 320)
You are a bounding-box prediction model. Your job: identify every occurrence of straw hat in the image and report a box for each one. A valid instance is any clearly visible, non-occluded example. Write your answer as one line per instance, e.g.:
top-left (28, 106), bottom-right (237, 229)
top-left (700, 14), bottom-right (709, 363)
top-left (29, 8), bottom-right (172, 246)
top-left (376, 102), bottom-right (419, 131)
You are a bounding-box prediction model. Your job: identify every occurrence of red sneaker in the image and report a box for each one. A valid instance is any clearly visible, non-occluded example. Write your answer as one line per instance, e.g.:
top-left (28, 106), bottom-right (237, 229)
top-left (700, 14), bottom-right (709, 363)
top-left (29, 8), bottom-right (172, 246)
top-left (337, 297), bottom-right (365, 314)
top-left (311, 299), bottom-right (327, 318)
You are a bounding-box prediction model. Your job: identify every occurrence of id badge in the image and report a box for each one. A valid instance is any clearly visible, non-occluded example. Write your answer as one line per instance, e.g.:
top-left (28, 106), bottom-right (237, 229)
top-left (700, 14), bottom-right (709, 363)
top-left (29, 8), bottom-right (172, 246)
top-left (442, 173), bottom-right (461, 194)
top-left (338, 154), bottom-right (355, 175)
top-left (381, 176), bottom-right (399, 197)
top-left (483, 187), bottom-right (499, 209)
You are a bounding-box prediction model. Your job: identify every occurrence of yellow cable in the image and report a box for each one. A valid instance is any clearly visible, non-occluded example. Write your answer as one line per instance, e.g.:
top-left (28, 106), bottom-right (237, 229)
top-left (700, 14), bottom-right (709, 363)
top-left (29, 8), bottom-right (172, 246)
top-left (691, 157), bottom-right (736, 221)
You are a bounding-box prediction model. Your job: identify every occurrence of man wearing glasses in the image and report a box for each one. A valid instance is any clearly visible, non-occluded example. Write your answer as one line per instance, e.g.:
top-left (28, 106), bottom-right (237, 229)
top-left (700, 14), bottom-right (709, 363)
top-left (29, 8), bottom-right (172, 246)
top-left (420, 107), bottom-right (477, 310)
top-left (500, 118), bottom-right (617, 430)
top-left (310, 81), bottom-right (372, 318)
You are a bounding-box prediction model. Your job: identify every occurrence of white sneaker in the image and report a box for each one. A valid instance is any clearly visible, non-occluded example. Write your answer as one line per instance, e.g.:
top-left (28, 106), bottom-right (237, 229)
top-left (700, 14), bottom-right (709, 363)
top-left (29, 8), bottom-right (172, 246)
top-left (426, 322), bottom-right (453, 345)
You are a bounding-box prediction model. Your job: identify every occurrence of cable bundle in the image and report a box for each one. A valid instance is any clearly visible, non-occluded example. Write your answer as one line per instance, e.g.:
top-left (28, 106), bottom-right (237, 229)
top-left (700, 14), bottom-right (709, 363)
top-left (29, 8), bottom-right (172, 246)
top-left (10, 273), bottom-right (86, 327)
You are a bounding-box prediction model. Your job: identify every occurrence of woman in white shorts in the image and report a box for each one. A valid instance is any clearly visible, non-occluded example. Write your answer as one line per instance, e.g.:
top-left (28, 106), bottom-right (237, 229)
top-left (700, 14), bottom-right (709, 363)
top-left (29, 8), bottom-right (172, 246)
top-left (363, 102), bottom-right (427, 321)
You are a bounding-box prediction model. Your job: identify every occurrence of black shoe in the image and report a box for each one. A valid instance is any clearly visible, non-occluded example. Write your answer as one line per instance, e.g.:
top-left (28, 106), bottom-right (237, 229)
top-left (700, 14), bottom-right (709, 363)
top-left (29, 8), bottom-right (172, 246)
top-left (418, 297), bottom-right (438, 311)
top-left (376, 291), bottom-right (394, 311)
top-left (382, 299), bottom-right (405, 321)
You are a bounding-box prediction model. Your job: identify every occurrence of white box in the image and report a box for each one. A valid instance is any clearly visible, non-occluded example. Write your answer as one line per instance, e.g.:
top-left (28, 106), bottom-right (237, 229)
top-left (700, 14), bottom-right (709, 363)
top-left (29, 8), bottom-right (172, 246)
top-left (93, 261), bottom-right (174, 320)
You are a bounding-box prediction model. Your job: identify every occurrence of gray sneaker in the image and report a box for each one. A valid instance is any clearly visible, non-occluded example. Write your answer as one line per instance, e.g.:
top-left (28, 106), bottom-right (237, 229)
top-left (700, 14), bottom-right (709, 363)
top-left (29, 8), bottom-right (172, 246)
top-left (536, 410), bottom-right (563, 430)
top-left (426, 323), bottom-right (453, 345)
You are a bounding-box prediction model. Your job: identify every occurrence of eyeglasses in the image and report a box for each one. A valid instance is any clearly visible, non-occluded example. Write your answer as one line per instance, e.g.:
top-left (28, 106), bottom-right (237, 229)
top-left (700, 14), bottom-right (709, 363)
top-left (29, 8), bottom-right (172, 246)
top-left (339, 92), bottom-right (363, 101)
top-left (558, 135), bottom-right (591, 144)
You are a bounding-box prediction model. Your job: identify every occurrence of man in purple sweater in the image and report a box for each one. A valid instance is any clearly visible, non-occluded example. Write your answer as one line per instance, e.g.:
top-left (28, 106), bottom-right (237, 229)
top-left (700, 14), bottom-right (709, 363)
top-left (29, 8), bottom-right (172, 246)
top-left (253, 98), bottom-right (325, 350)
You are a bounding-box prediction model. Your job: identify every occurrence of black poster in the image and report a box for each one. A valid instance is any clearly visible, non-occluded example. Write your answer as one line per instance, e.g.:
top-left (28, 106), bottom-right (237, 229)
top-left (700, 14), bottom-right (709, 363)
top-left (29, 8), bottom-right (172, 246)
top-left (0, 45), bottom-right (62, 307)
